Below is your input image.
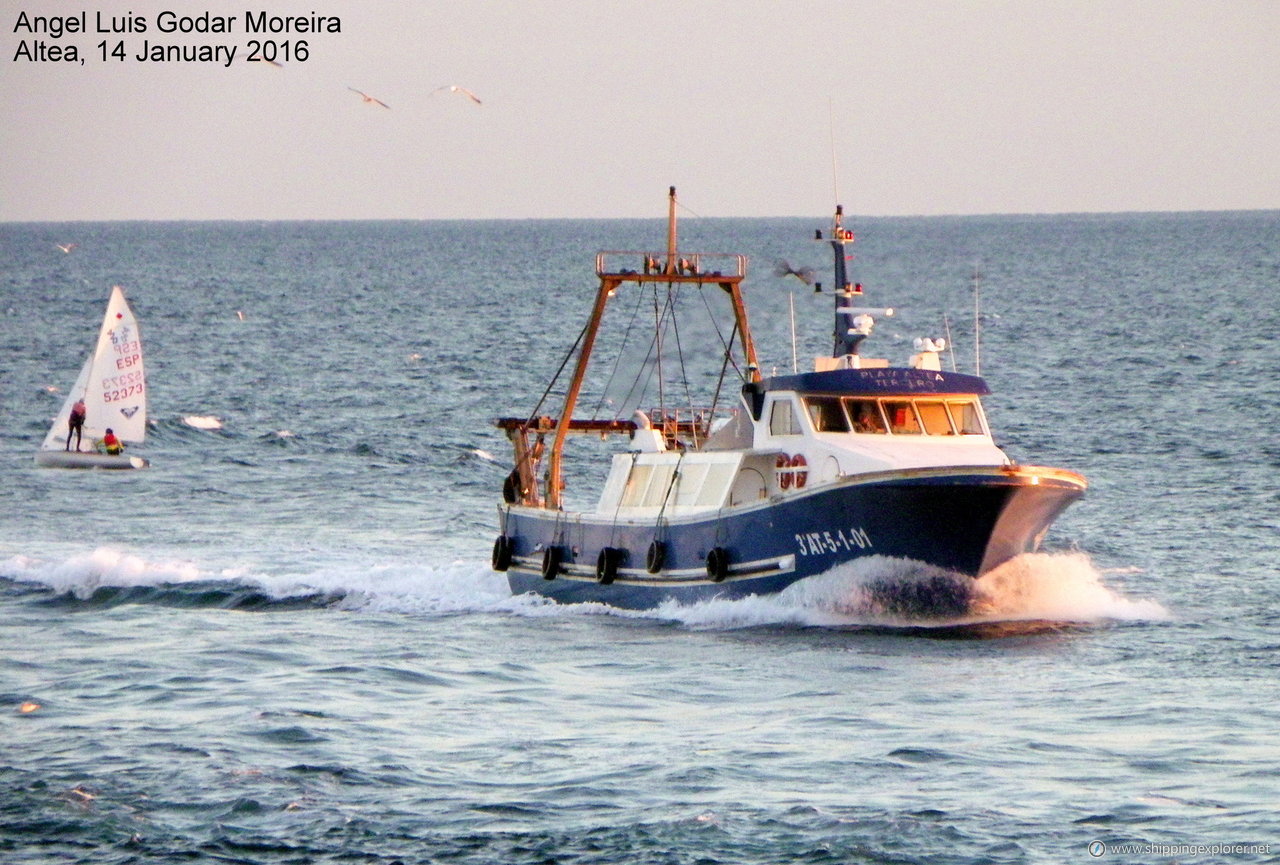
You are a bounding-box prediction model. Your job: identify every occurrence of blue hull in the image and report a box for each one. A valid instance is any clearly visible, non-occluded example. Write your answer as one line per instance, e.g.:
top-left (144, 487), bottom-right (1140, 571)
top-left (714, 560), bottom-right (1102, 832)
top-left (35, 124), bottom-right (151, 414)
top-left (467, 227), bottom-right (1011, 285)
top-left (497, 467), bottom-right (1084, 609)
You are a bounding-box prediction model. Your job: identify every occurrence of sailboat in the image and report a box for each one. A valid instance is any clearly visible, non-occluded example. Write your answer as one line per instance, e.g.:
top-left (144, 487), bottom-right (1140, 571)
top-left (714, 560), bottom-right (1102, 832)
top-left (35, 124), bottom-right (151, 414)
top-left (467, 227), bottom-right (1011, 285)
top-left (34, 286), bottom-right (150, 470)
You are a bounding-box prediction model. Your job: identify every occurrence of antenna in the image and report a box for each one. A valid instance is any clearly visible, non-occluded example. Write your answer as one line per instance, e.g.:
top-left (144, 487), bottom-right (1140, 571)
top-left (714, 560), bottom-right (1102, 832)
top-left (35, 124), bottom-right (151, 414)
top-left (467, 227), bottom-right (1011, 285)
top-left (828, 98), bottom-right (840, 208)
top-left (942, 313), bottom-right (958, 372)
top-left (971, 264), bottom-right (983, 376)
top-left (789, 292), bottom-right (798, 373)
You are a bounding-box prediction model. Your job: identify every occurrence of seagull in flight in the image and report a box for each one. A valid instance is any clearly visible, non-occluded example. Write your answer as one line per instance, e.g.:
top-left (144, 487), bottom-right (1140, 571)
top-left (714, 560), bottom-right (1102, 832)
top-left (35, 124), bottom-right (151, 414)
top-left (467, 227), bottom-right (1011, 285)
top-left (774, 259), bottom-right (816, 285)
top-left (55, 243), bottom-right (78, 253)
top-left (347, 86), bottom-right (390, 109)
top-left (431, 84), bottom-right (482, 105)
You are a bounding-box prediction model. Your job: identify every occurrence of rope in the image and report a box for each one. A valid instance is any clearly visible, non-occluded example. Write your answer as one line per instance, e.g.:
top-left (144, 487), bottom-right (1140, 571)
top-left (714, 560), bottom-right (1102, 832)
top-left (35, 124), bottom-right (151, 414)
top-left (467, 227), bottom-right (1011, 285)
top-left (525, 317), bottom-right (590, 425)
top-left (590, 283), bottom-right (648, 420)
top-left (706, 321), bottom-right (738, 425)
top-left (668, 284), bottom-right (694, 411)
top-left (699, 287), bottom-right (745, 382)
top-left (653, 284), bottom-right (665, 412)
top-left (653, 449), bottom-right (685, 527)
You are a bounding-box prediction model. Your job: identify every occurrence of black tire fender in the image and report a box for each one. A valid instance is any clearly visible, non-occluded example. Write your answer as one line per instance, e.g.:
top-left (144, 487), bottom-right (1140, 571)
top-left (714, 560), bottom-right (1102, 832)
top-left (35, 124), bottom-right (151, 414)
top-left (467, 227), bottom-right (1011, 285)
top-left (596, 547), bottom-right (623, 584)
top-left (645, 540), bottom-right (666, 574)
top-left (706, 547), bottom-right (730, 582)
top-left (492, 535), bottom-right (513, 572)
top-left (541, 546), bottom-right (562, 580)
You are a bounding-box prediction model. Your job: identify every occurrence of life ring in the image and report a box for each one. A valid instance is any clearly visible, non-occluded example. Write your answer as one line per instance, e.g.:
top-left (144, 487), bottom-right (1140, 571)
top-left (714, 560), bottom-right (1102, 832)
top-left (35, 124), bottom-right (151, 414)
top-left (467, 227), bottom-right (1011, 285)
top-left (646, 540), bottom-right (666, 574)
top-left (540, 546), bottom-right (562, 580)
top-left (492, 535), bottom-right (513, 572)
top-left (790, 453), bottom-right (808, 489)
top-left (706, 546), bottom-right (730, 582)
top-left (596, 547), bottom-right (623, 584)
top-left (775, 453), bottom-right (793, 490)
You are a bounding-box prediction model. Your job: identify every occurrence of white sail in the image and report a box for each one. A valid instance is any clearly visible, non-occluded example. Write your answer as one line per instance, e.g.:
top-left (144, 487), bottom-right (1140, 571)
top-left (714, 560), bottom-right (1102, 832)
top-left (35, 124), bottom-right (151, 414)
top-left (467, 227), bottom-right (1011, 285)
top-left (40, 286), bottom-right (147, 451)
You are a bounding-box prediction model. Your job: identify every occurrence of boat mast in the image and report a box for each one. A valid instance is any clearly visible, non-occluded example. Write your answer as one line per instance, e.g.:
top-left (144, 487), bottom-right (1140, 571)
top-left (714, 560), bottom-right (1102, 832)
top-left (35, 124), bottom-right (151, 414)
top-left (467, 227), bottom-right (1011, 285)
top-left (539, 187), bottom-right (758, 510)
top-left (821, 204), bottom-right (891, 360)
top-left (827, 205), bottom-right (861, 357)
top-left (664, 185), bottom-right (678, 275)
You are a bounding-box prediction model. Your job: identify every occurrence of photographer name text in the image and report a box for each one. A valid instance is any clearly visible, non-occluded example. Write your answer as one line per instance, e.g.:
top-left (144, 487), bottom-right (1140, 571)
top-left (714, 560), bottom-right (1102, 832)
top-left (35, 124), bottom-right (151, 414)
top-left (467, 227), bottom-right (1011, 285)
top-left (12, 10), bottom-right (341, 66)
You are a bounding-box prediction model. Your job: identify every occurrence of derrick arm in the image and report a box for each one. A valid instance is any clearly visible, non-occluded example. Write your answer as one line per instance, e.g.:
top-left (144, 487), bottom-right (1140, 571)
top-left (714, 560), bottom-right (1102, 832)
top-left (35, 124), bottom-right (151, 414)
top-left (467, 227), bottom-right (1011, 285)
top-left (544, 276), bottom-right (619, 509)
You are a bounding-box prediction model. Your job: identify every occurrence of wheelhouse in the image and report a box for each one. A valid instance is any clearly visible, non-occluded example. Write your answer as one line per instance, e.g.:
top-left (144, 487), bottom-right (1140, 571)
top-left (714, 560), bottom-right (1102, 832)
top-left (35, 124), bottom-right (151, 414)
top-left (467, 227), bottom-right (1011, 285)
top-left (801, 395), bottom-right (989, 437)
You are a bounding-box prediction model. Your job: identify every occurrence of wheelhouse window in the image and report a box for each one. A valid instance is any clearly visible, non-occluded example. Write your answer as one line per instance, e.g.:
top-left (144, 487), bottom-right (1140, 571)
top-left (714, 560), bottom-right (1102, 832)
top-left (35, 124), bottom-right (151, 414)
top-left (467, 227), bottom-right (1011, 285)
top-left (883, 400), bottom-right (922, 435)
top-left (915, 400), bottom-right (954, 435)
top-left (769, 398), bottom-right (801, 436)
top-left (792, 394), bottom-right (989, 437)
top-left (844, 398), bottom-right (887, 434)
top-left (805, 396), bottom-right (849, 432)
top-left (946, 399), bottom-right (986, 435)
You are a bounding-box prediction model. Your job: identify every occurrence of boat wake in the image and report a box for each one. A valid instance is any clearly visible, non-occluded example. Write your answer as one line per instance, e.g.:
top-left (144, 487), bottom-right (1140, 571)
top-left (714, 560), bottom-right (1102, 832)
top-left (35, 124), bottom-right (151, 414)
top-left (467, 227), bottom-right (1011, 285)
top-left (649, 553), bottom-right (1168, 633)
top-left (2, 548), bottom-right (1165, 633)
top-left (180, 414), bottom-right (224, 431)
top-left (0, 548), bottom-right (512, 614)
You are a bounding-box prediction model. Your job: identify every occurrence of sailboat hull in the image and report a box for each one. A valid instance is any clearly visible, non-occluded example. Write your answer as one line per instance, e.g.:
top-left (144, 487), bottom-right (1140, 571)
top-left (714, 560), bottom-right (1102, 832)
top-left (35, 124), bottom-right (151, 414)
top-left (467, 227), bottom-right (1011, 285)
top-left (34, 450), bottom-right (149, 470)
top-left (498, 466), bottom-right (1084, 610)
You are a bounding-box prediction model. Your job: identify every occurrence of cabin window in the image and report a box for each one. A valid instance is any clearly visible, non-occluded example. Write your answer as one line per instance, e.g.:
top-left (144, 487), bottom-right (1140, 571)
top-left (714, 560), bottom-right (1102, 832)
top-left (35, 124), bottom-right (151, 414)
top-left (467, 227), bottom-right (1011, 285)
top-left (805, 396), bottom-right (849, 432)
top-left (670, 463), bottom-right (709, 508)
top-left (696, 463), bottom-right (736, 507)
top-left (621, 464), bottom-right (655, 506)
top-left (884, 400), bottom-right (922, 434)
top-left (947, 400), bottom-right (986, 435)
top-left (844, 398), bottom-right (888, 434)
top-left (769, 399), bottom-right (800, 436)
top-left (620, 463), bottom-right (677, 507)
top-left (915, 401), bottom-right (954, 435)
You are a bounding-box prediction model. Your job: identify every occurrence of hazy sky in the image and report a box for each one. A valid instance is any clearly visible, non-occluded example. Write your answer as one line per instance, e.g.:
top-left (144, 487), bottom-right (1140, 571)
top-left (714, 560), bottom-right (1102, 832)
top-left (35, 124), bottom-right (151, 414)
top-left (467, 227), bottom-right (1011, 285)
top-left (3, 0), bottom-right (1277, 221)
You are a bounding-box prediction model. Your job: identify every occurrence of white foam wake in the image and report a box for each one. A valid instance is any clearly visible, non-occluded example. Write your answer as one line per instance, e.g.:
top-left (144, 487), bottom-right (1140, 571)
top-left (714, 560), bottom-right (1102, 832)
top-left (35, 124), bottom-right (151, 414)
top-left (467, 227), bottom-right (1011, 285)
top-left (182, 415), bottom-right (224, 430)
top-left (0, 547), bottom-right (516, 611)
top-left (1, 548), bottom-right (1167, 629)
top-left (1, 548), bottom-right (204, 598)
top-left (647, 553), bottom-right (1167, 630)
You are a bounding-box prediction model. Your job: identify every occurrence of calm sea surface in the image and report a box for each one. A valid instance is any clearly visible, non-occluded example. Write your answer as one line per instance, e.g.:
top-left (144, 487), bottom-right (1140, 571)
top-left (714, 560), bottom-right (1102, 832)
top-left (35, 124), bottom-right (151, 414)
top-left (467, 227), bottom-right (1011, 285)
top-left (2, 212), bottom-right (1278, 864)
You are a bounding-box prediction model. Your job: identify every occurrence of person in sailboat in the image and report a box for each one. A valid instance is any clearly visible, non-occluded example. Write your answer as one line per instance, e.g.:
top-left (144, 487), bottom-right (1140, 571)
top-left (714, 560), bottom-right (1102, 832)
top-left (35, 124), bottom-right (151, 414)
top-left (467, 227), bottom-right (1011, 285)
top-left (67, 398), bottom-right (86, 451)
top-left (101, 428), bottom-right (124, 455)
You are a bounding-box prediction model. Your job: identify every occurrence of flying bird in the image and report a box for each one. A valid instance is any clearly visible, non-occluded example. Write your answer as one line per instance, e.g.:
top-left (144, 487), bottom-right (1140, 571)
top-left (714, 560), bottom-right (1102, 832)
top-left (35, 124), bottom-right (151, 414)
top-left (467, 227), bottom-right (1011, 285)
top-left (347, 86), bottom-right (390, 109)
top-left (431, 84), bottom-right (482, 105)
top-left (55, 243), bottom-right (77, 253)
top-left (774, 259), bottom-right (816, 285)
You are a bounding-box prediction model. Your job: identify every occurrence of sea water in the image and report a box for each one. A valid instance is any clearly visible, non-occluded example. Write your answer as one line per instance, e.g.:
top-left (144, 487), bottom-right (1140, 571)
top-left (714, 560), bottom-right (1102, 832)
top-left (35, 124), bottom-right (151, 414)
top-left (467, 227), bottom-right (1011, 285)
top-left (2, 212), bottom-right (1278, 863)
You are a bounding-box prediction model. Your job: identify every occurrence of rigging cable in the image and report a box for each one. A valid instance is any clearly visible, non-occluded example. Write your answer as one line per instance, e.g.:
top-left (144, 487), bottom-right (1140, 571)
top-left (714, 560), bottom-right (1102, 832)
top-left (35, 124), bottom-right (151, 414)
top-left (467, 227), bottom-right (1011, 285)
top-left (653, 283), bottom-right (666, 414)
top-left (667, 284), bottom-right (695, 411)
top-left (589, 282), bottom-right (649, 420)
top-left (698, 287), bottom-right (744, 382)
top-left (523, 317), bottom-right (590, 425)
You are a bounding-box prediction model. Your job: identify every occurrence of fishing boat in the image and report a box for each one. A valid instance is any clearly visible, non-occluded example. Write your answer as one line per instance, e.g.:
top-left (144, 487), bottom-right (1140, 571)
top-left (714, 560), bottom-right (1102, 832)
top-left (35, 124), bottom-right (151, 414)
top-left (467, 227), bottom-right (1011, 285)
top-left (34, 285), bottom-right (149, 470)
top-left (492, 188), bottom-right (1085, 608)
